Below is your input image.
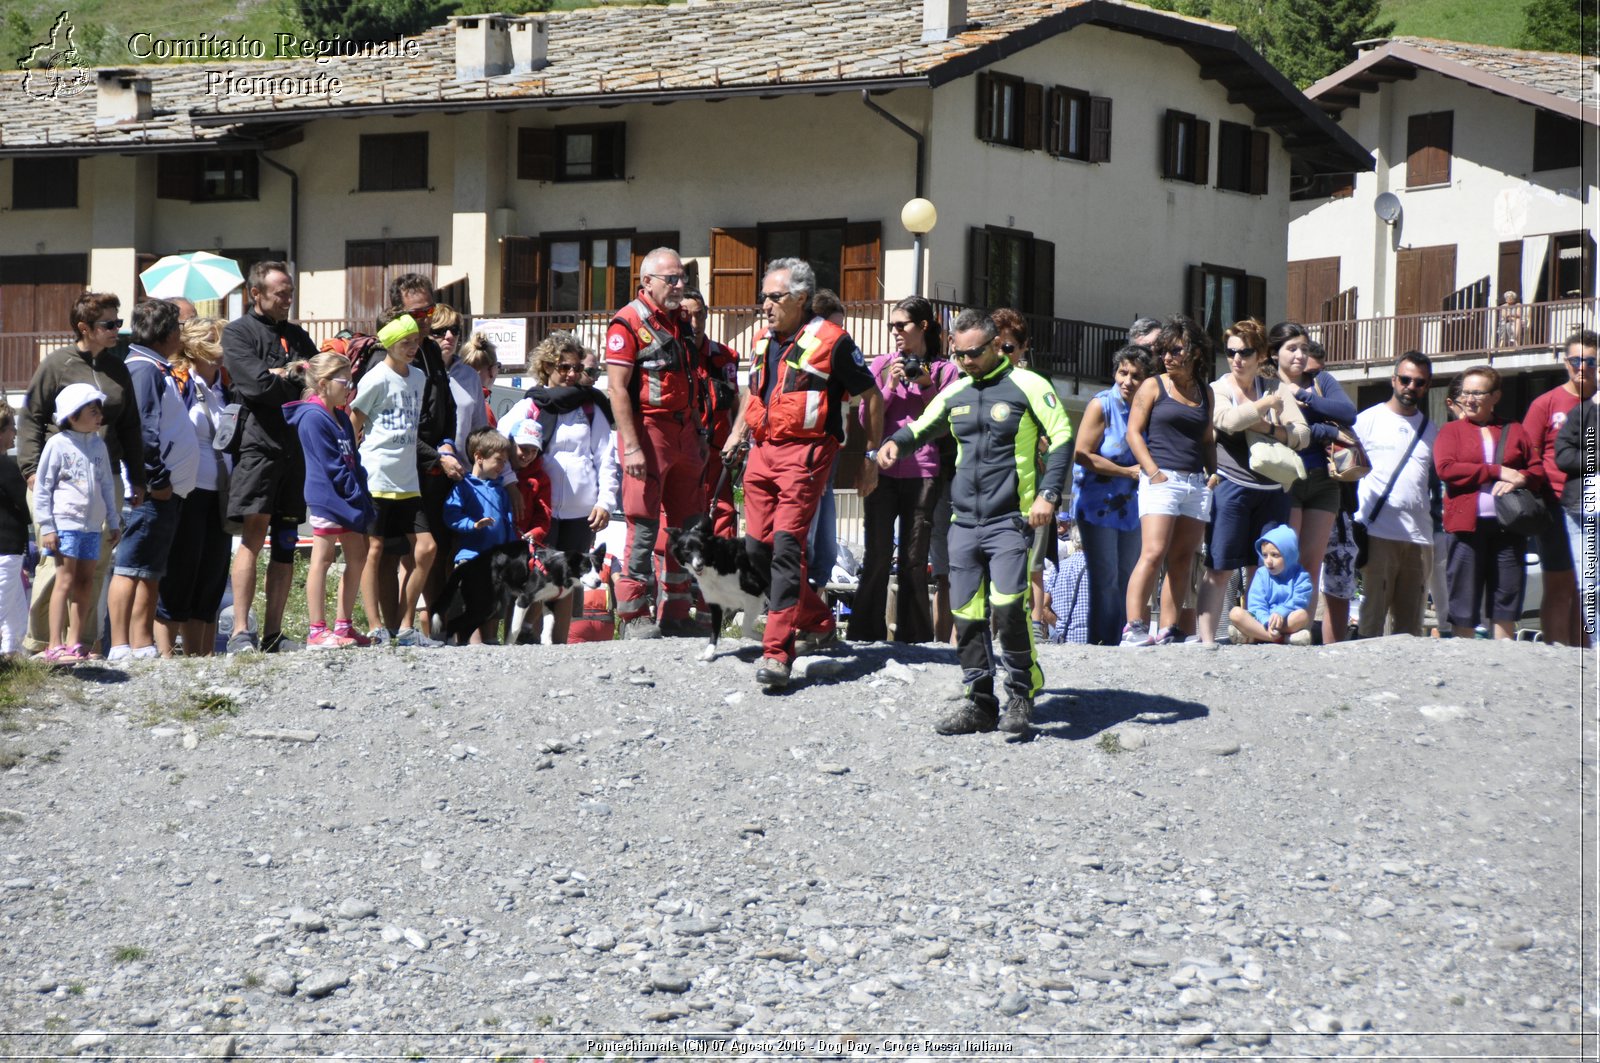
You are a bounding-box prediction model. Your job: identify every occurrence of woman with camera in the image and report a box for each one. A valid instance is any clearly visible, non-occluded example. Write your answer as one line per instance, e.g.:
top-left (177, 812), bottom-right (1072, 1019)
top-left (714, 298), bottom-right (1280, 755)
top-left (848, 296), bottom-right (958, 644)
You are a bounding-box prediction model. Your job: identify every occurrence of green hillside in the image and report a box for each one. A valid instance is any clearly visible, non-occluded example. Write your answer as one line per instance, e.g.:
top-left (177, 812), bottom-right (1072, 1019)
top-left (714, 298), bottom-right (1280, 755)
top-left (1381, 0), bottom-right (1534, 47)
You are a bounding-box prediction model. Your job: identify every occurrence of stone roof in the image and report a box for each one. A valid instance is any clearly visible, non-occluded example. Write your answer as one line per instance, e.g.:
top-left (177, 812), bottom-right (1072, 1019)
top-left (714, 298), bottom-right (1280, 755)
top-left (1308, 36), bottom-right (1598, 123)
top-left (0, 0), bottom-right (1371, 172)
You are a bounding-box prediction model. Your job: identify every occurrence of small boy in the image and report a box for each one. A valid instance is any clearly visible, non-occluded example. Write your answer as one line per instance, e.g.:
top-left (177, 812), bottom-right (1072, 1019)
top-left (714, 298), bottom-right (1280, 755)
top-left (0, 401), bottom-right (32, 655)
top-left (441, 427), bottom-right (516, 644)
top-left (1230, 524), bottom-right (1312, 645)
top-left (350, 313), bottom-right (437, 648)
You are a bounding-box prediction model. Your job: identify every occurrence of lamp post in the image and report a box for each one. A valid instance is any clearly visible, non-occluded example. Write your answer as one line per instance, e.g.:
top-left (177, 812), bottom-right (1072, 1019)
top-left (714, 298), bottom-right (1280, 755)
top-left (901, 197), bottom-right (938, 298)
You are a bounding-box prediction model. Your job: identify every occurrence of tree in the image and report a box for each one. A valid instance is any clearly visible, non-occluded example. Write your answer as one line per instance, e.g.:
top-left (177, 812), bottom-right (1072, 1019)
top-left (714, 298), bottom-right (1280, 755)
top-left (295, 0), bottom-right (459, 43)
top-left (1521, 0), bottom-right (1595, 55)
top-left (1264, 0), bottom-right (1394, 87)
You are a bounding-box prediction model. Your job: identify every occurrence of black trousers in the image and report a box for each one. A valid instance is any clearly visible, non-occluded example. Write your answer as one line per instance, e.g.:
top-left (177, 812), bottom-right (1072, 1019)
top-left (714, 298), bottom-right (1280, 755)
top-left (848, 474), bottom-right (937, 643)
top-left (948, 516), bottom-right (1042, 702)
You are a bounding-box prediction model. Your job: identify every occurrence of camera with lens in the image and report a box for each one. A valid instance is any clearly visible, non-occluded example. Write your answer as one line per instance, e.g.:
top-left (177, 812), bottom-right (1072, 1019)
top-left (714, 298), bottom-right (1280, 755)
top-left (901, 355), bottom-right (923, 379)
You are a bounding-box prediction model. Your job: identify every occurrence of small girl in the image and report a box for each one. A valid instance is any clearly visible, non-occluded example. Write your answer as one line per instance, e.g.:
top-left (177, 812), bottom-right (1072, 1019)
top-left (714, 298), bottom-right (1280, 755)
top-left (283, 353), bottom-right (375, 649)
top-left (35, 383), bottom-right (121, 663)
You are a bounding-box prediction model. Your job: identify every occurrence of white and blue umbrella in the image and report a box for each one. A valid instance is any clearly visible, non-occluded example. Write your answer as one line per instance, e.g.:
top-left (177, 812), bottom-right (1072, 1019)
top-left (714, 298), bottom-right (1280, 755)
top-left (139, 251), bottom-right (245, 303)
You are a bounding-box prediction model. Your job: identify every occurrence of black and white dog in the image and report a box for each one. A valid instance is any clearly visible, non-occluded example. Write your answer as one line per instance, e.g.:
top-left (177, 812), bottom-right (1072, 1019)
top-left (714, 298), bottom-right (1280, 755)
top-left (670, 513), bottom-right (770, 660)
top-left (486, 540), bottom-right (607, 644)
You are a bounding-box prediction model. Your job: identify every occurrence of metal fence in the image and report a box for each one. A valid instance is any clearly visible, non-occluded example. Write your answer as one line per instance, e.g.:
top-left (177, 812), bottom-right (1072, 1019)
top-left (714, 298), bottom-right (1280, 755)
top-left (1308, 296), bottom-right (1599, 369)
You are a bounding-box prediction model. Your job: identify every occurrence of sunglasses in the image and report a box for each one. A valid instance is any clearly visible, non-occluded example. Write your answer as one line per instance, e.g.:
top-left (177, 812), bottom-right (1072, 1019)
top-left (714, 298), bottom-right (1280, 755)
top-left (951, 345), bottom-right (989, 361)
top-left (1568, 356), bottom-right (1598, 369)
top-left (94, 319), bottom-right (123, 331)
top-left (437, 325), bottom-right (461, 337)
top-left (556, 363), bottom-right (585, 374)
top-left (1395, 374), bottom-right (1430, 388)
top-left (1000, 342), bottom-right (1017, 355)
top-left (888, 320), bottom-right (914, 332)
top-left (645, 273), bottom-right (686, 287)
top-left (1227, 347), bottom-right (1255, 359)
top-left (408, 304), bottom-right (436, 322)
top-left (759, 290), bottom-right (791, 304)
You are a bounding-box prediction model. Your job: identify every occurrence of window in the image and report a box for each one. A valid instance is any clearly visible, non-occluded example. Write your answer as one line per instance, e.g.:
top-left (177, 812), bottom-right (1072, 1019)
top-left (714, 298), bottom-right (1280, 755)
top-left (358, 133), bottom-right (428, 192)
top-left (968, 226), bottom-right (1055, 316)
top-left (1533, 110), bottom-right (1581, 172)
top-left (156, 151), bottom-right (259, 202)
top-left (976, 72), bottom-right (1042, 150)
top-left (1405, 111), bottom-right (1452, 188)
top-left (1045, 88), bottom-right (1112, 163)
top-left (1216, 121), bottom-right (1269, 194)
top-left (499, 229), bottom-right (682, 313)
top-left (705, 223), bottom-right (881, 306)
top-left (1162, 110), bottom-right (1209, 184)
top-left (344, 237), bottom-right (437, 324)
top-left (516, 125), bottom-right (626, 182)
top-left (1291, 172), bottom-right (1355, 201)
top-left (1186, 264), bottom-right (1265, 341)
top-left (11, 157), bottom-right (77, 210)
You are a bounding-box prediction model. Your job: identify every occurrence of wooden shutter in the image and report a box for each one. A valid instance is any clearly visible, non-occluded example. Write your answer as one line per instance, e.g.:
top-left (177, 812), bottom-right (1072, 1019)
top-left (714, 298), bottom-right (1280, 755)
top-left (840, 222), bottom-right (882, 303)
top-left (1088, 96), bottom-right (1112, 163)
top-left (1193, 119), bottom-right (1210, 185)
top-left (1245, 275), bottom-right (1267, 325)
top-left (501, 236), bottom-right (543, 312)
top-left (709, 227), bottom-right (758, 307)
top-left (1044, 87), bottom-right (1062, 156)
top-left (1248, 130), bottom-right (1270, 195)
top-left (968, 227), bottom-right (991, 309)
top-left (628, 231), bottom-right (681, 293)
top-left (517, 128), bottom-right (556, 181)
top-left (1022, 82), bottom-right (1044, 151)
top-left (1186, 264), bottom-right (1207, 322)
top-left (1162, 110), bottom-right (1182, 178)
top-left (1407, 112), bottom-right (1452, 187)
top-left (1422, 245), bottom-right (1456, 311)
top-left (436, 276), bottom-right (471, 316)
top-left (156, 153), bottom-right (200, 200)
top-left (1029, 238), bottom-right (1055, 316)
top-left (976, 72), bottom-right (993, 141)
top-left (345, 240), bottom-right (388, 327)
top-left (1496, 240), bottom-right (1522, 300)
top-left (1395, 248), bottom-right (1423, 317)
top-left (133, 252), bottom-right (160, 301)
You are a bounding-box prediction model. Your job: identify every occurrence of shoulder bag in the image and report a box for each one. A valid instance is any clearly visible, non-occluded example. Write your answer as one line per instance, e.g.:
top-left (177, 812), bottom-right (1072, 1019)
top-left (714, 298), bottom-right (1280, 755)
top-left (1490, 425), bottom-right (1549, 537)
top-left (1244, 380), bottom-right (1305, 486)
top-left (1354, 410), bottom-right (1428, 568)
top-left (1312, 376), bottom-right (1370, 482)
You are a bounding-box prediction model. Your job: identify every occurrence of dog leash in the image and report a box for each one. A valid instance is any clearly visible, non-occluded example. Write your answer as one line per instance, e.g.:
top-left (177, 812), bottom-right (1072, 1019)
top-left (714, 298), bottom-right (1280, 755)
top-left (708, 441), bottom-right (748, 520)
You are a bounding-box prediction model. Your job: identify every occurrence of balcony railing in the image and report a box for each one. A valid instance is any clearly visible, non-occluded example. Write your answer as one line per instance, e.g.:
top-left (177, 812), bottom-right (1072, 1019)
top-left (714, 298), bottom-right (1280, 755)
top-left (1308, 296), bottom-right (1599, 369)
top-left (0, 300), bottom-right (1127, 391)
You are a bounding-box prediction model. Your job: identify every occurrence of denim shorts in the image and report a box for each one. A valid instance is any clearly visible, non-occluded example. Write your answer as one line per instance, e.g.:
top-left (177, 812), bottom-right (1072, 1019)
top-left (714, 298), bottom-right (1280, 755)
top-left (113, 494), bottom-right (184, 580)
top-left (1138, 469), bottom-right (1210, 521)
top-left (57, 529), bottom-right (102, 561)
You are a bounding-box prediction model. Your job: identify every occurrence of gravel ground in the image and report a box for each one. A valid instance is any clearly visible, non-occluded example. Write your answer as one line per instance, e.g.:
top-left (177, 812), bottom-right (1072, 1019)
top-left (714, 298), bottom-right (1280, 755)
top-left (0, 635), bottom-right (1594, 1061)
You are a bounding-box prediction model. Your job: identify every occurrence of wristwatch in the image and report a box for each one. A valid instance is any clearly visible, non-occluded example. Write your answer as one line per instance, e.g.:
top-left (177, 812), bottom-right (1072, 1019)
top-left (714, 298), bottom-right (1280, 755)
top-left (1040, 488), bottom-right (1061, 506)
top-left (864, 449), bottom-right (878, 462)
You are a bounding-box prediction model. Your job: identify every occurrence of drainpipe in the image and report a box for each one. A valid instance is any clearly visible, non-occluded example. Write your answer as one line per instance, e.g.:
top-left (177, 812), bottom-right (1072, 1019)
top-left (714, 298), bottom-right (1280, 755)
top-left (259, 153), bottom-right (300, 315)
top-left (860, 90), bottom-right (924, 198)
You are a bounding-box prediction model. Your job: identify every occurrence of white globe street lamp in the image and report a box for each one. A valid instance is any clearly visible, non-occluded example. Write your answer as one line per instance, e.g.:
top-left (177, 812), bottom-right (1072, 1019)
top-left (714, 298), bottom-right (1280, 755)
top-left (901, 197), bottom-right (938, 297)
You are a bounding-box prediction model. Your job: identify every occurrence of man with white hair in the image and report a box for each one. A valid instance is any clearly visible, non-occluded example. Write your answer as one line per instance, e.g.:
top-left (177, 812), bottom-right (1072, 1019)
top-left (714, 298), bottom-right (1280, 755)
top-left (604, 247), bottom-right (707, 638)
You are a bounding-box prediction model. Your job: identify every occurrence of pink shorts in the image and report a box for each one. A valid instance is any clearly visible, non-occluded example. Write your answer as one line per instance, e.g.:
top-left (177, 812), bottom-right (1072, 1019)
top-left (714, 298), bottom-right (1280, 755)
top-left (310, 515), bottom-right (353, 537)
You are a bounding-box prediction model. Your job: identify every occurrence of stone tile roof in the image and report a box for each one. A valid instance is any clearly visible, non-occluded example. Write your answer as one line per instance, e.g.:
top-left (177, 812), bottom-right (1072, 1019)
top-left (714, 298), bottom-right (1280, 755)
top-left (1392, 36), bottom-right (1594, 107)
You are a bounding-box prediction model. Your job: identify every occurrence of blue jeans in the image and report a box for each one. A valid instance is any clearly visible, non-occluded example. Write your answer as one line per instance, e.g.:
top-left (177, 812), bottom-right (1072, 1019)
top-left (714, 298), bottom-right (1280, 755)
top-left (1078, 519), bottom-right (1141, 646)
top-left (1566, 511), bottom-right (1597, 636)
top-left (806, 459), bottom-right (839, 589)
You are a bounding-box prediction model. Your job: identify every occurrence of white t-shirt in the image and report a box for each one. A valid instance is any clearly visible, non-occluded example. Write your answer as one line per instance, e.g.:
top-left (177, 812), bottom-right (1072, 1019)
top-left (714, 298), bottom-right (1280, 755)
top-left (351, 360), bottom-right (423, 496)
top-left (1354, 403), bottom-right (1438, 546)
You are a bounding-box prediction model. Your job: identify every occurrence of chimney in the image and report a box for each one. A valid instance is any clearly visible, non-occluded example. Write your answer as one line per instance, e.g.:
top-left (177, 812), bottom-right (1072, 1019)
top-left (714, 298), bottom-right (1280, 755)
top-left (95, 70), bottom-right (152, 125)
top-left (921, 0), bottom-right (967, 42)
top-left (450, 13), bottom-right (512, 81)
top-left (508, 16), bottom-right (548, 74)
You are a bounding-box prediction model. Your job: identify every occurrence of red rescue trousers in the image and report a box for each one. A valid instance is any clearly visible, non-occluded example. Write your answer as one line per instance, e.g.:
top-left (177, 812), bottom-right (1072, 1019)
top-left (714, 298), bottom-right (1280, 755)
top-left (616, 411), bottom-right (706, 623)
top-left (742, 436), bottom-right (837, 663)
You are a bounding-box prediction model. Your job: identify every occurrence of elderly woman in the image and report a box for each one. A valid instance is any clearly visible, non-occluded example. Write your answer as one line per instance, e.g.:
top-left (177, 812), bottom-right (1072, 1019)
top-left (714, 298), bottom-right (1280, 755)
top-left (154, 317), bottom-right (234, 656)
top-left (1434, 365), bottom-right (1542, 639)
top-left (501, 331), bottom-right (619, 643)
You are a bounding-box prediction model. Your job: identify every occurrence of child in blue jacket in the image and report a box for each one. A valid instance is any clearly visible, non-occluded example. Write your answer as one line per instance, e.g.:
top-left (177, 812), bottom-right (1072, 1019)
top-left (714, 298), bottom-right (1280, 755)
top-left (284, 353), bottom-right (375, 650)
top-left (1229, 524), bottom-right (1312, 644)
top-left (442, 427), bottom-right (516, 643)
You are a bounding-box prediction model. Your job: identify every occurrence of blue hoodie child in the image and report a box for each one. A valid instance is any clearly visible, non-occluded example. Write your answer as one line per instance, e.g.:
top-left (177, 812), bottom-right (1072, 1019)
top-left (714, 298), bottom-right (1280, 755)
top-left (444, 474), bottom-right (515, 565)
top-left (283, 397), bottom-right (375, 533)
top-left (1246, 524), bottom-right (1313, 627)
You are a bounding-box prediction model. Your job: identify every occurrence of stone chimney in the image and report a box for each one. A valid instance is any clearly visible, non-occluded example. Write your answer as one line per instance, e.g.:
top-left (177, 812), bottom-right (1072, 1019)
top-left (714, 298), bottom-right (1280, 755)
top-left (95, 70), bottom-right (152, 125)
top-left (450, 13), bottom-right (512, 81)
top-left (921, 0), bottom-right (967, 42)
top-left (508, 16), bottom-right (548, 74)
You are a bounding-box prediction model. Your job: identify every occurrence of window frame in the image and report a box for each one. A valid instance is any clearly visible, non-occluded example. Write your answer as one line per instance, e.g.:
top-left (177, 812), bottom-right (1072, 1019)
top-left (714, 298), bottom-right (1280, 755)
top-left (539, 229), bottom-right (637, 313)
top-left (967, 224), bottom-right (1056, 317)
top-left (1162, 110), bottom-right (1209, 185)
top-left (1186, 262), bottom-right (1266, 341)
top-left (358, 132), bottom-right (429, 193)
top-left (977, 70), bottom-right (1027, 148)
top-left (1046, 86), bottom-right (1090, 161)
top-left (11, 157), bottom-right (78, 210)
top-left (1215, 120), bottom-right (1269, 195)
top-left (1405, 111), bottom-right (1453, 189)
top-left (555, 123), bottom-right (626, 183)
top-left (1533, 110), bottom-right (1581, 172)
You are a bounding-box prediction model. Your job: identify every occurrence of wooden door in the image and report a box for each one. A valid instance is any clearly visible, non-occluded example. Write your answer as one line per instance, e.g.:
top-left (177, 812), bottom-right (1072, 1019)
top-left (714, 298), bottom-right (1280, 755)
top-left (1395, 244), bottom-right (1455, 354)
top-left (1287, 257), bottom-right (1340, 323)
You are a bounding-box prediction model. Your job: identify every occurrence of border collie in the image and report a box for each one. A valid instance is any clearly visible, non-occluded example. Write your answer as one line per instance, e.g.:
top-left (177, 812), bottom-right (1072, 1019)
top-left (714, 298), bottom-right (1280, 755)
top-left (486, 540), bottom-right (607, 644)
top-left (669, 513), bottom-right (769, 660)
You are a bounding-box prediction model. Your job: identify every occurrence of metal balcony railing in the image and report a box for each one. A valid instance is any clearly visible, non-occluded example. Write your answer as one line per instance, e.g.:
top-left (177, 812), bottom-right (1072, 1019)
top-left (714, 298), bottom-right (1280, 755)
top-left (1306, 296), bottom-right (1599, 369)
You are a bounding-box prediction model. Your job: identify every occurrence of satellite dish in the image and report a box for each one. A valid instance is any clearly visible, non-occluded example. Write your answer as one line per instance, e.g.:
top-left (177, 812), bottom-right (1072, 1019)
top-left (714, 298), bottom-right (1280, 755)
top-left (1374, 192), bottom-right (1402, 225)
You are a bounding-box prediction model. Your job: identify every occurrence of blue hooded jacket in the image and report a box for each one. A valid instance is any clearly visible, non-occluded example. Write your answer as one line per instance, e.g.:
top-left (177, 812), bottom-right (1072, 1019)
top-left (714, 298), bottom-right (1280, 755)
top-left (283, 398), bottom-right (374, 532)
top-left (445, 474), bottom-right (516, 563)
top-left (1246, 524), bottom-right (1312, 624)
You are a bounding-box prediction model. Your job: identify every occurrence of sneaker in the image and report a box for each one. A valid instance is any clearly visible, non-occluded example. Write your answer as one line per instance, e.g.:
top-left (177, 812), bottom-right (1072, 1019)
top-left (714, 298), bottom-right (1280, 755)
top-left (1152, 625), bottom-right (1181, 646)
top-left (935, 694), bottom-right (1000, 736)
top-left (755, 657), bottom-right (791, 689)
top-left (999, 695), bottom-right (1034, 736)
top-left (261, 632), bottom-right (302, 654)
top-left (106, 645), bottom-right (133, 662)
top-left (340, 628), bottom-right (373, 648)
top-left (226, 631), bottom-right (259, 654)
top-left (394, 627), bottom-right (442, 648)
top-left (131, 646), bottom-right (159, 659)
top-left (622, 617), bottom-right (663, 640)
top-left (1119, 621), bottom-right (1153, 648)
top-left (1031, 619), bottom-right (1049, 644)
top-left (307, 629), bottom-right (355, 650)
top-left (660, 616), bottom-right (712, 639)
top-left (1288, 629), bottom-right (1313, 646)
top-left (793, 626), bottom-right (841, 656)
top-left (366, 627), bottom-right (392, 647)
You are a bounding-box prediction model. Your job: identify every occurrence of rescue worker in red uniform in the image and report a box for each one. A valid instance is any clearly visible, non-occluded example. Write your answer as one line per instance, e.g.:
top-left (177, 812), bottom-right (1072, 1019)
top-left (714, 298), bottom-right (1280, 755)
top-left (604, 248), bottom-right (707, 639)
top-left (725, 258), bottom-right (884, 690)
top-left (684, 288), bottom-right (742, 539)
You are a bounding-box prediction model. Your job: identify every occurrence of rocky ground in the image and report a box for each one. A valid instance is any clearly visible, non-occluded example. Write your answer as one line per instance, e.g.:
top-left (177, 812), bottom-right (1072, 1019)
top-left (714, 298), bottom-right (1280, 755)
top-left (0, 635), bottom-right (1594, 1061)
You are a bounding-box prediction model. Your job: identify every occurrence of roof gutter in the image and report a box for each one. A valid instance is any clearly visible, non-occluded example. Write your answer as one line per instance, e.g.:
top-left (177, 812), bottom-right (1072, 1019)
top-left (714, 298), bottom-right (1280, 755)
top-left (258, 153), bottom-right (300, 313)
top-left (860, 90), bottom-right (925, 198)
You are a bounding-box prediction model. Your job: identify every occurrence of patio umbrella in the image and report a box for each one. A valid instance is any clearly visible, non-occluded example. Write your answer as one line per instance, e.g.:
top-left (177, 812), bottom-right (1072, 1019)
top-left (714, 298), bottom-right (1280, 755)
top-left (138, 251), bottom-right (245, 303)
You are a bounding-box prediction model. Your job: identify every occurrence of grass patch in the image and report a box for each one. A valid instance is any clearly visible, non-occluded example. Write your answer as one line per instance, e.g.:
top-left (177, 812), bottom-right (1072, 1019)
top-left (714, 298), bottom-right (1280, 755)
top-left (249, 549), bottom-right (371, 642)
top-left (1097, 731), bottom-right (1126, 755)
top-left (0, 657), bottom-right (59, 711)
top-left (112, 945), bottom-right (148, 963)
top-left (1381, 0), bottom-right (1532, 47)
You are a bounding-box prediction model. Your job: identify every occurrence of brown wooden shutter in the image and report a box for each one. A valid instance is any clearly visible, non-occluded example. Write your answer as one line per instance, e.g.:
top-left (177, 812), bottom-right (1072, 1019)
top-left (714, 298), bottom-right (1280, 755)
top-left (967, 227), bottom-right (991, 309)
top-left (1088, 96), bottom-right (1112, 163)
top-left (1186, 264), bottom-right (1207, 322)
top-left (501, 236), bottom-right (543, 312)
top-left (1423, 245), bottom-right (1456, 311)
top-left (1248, 130), bottom-right (1270, 195)
top-left (133, 252), bottom-right (160, 300)
top-left (1395, 248), bottom-right (1423, 316)
top-left (1310, 258), bottom-right (1339, 322)
top-left (1022, 82), bottom-right (1044, 151)
top-left (1029, 238), bottom-right (1055, 317)
top-left (157, 154), bottom-right (200, 200)
top-left (1497, 240), bottom-right (1523, 301)
top-left (517, 128), bottom-right (556, 182)
top-left (1044, 87), bottom-right (1062, 156)
top-left (436, 276), bottom-right (472, 316)
top-left (1245, 275), bottom-right (1267, 324)
top-left (1407, 112), bottom-right (1453, 187)
top-left (840, 222), bottom-right (882, 303)
top-left (345, 240), bottom-right (387, 327)
top-left (976, 72), bottom-right (993, 141)
top-left (1162, 111), bottom-right (1182, 178)
top-left (1193, 119), bottom-right (1210, 185)
top-left (1285, 260), bottom-right (1307, 323)
top-left (709, 227), bottom-right (758, 307)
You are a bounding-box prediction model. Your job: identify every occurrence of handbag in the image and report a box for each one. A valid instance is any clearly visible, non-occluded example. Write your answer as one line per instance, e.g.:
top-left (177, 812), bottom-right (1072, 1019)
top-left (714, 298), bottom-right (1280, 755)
top-left (1491, 426), bottom-right (1549, 537)
top-left (1354, 410), bottom-right (1429, 568)
top-left (1248, 436), bottom-right (1307, 486)
top-left (1326, 429), bottom-right (1372, 482)
top-left (212, 403), bottom-right (246, 455)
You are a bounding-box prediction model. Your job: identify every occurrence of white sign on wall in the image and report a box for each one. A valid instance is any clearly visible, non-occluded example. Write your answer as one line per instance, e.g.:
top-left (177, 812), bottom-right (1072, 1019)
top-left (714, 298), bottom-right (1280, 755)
top-left (473, 317), bottom-right (528, 367)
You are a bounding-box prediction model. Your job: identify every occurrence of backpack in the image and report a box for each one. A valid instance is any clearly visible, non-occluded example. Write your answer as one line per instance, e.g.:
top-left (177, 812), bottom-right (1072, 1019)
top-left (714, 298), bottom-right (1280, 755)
top-left (321, 333), bottom-right (384, 385)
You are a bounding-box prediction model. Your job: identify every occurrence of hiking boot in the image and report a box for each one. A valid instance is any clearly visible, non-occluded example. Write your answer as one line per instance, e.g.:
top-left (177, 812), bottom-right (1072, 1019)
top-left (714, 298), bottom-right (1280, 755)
top-left (622, 617), bottom-right (662, 640)
top-left (935, 695), bottom-right (999, 736)
top-left (226, 631), bottom-right (259, 654)
top-left (1118, 620), bottom-right (1152, 648)
top-left (793, 626), bottom-right (841, 656)
top-left (660, 616), bottom-right (711, 638)
top-left (999, 695), bottom-right (1034, 736)
top-left (756, 657), bottom-right (791, 690)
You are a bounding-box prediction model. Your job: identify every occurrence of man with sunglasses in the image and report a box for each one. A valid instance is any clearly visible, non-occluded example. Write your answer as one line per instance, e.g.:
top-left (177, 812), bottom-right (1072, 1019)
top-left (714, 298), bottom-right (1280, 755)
top-left (1353, 352), bottom-right (1439, 638)
top-left (1520, 330), bottom-right (1598, 646)
top-left (605, 247), bottom-right (708, 638)
top-left (877, 308), bottom-right (1073, 738)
